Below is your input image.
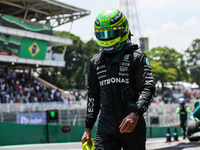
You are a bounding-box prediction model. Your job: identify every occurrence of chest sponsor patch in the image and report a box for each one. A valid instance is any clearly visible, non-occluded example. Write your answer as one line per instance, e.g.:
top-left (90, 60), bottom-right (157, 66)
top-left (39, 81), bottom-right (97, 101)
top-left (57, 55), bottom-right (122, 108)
top-left (119, 66), bottom-right (128, 72)
top-left (97, 65), bottom-right (105, 70)
top-left (99, 77), bottom-right (129, 86)
top-left (123, 54), bottom-right (130, 60)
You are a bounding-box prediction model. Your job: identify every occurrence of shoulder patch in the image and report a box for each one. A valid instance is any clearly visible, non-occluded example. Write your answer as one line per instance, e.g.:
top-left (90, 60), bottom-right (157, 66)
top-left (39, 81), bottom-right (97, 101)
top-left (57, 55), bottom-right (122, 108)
top-left (124, 54), bottom-right (130, 60)
top-left (94, 50), bottom-right (105, 65)
top-left (146, 58), bottom-right (150, 66)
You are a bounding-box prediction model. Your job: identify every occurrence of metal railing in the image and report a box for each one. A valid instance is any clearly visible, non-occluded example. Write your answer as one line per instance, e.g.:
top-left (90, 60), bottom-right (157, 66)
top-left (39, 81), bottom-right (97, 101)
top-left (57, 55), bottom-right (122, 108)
top-left (0, 102), bottom-right (194, 126)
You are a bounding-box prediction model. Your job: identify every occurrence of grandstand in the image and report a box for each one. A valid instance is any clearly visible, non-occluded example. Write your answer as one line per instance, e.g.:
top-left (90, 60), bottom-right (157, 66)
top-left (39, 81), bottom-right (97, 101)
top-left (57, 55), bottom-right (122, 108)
top-left (0, 0), bottom-right (90, 98)
top-left (0, 0), bottom-right (90, 68)
top-left (0, 0), bottom-right (90, 125)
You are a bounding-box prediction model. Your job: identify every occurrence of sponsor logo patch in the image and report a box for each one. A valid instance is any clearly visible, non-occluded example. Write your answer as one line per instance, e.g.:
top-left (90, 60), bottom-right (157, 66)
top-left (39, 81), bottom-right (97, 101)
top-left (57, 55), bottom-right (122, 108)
top-left (99, 77), bottom-right (129, 86)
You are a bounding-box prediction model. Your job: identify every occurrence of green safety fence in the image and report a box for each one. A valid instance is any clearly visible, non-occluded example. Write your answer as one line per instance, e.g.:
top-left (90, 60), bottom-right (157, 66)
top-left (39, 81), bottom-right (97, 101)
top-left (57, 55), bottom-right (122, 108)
top-left (0, 122), bottom-right (182, 146)
top-left (146, 126), bottom-right (182, 138)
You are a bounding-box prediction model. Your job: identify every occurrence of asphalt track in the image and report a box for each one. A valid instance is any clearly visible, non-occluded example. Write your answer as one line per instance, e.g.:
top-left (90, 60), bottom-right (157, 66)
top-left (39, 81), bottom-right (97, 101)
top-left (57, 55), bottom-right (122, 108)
top-left (154, 141), bottom-right (200, 150)
top-left (0, 138), bottom-right (200, 150)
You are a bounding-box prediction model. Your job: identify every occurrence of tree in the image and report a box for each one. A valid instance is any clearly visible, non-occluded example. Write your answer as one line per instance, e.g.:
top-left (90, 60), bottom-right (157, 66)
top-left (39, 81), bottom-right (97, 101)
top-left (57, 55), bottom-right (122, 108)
top-left (185, 39), bottom-right (200, 86)
top-left (38, 31), bottom-right (99, 90)
top-left (145, 46), bottom-right (188, 89)
top-left (65, 38), bottom-right (99, 89)
top-left (61, 32), bottom-right (84, 89)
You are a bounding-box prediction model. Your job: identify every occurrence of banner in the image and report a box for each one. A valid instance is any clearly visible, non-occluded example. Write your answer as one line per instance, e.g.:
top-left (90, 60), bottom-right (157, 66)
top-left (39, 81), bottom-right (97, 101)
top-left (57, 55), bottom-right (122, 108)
top-left (0, 36), bottom-right (20, 56)
top-left (19, 38), bottom-right (47, 60)
top-left (17, 112), bottom-right (47, 124)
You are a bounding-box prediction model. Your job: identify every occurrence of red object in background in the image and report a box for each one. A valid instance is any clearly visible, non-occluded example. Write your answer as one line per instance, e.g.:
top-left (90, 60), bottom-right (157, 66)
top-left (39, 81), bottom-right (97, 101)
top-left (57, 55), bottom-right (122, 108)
top-left (61, 126), bottom-right (71, 133)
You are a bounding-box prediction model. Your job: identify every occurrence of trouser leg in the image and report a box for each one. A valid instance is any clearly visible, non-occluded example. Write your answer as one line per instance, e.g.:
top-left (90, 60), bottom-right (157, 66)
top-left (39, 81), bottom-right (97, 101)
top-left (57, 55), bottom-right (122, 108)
top-left (120, 116), bottom-right (146, 150)
top-left (95, 131), bottom-right (121, 150)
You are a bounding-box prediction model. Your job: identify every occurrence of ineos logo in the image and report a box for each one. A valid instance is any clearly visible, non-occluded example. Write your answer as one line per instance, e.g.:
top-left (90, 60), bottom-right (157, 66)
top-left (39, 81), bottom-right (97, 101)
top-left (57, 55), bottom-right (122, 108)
top-left (88, 98), bottom-right (94, 113)
top-left (88, 101), bottom-right (94, 107)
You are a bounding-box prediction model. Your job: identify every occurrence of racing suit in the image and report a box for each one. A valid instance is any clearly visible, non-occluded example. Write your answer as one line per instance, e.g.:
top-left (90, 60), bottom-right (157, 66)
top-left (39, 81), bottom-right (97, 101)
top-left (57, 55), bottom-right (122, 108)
top-left (85, 41), bottom-right (155, 150)
top-left (176, 105), bottom-right (190, 139)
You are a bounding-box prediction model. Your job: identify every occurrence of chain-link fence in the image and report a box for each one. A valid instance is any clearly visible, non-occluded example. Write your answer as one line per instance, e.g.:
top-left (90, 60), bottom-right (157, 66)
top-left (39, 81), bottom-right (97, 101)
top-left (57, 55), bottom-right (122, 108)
top-left (0, 102), bottom-right (194, 127)
top-left (145, 103), bottom-right (193, 127)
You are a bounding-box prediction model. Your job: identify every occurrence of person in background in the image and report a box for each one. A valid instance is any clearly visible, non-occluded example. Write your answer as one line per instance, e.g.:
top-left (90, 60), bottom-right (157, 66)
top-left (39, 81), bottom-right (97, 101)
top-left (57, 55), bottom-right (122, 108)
top-left (188, 98), bottom-right (200, 127)
top-left (192, 99), bottom-right (200, 119)
top-left (176, 97), bottom-right (190, 139)
top-left (81, 9), bottom-right (155, 150)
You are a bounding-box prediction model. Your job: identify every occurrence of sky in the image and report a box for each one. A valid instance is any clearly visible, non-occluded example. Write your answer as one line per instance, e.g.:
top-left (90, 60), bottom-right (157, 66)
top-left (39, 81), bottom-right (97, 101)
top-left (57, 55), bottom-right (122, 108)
top-left (56, 0), bottom-right (200, 54)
